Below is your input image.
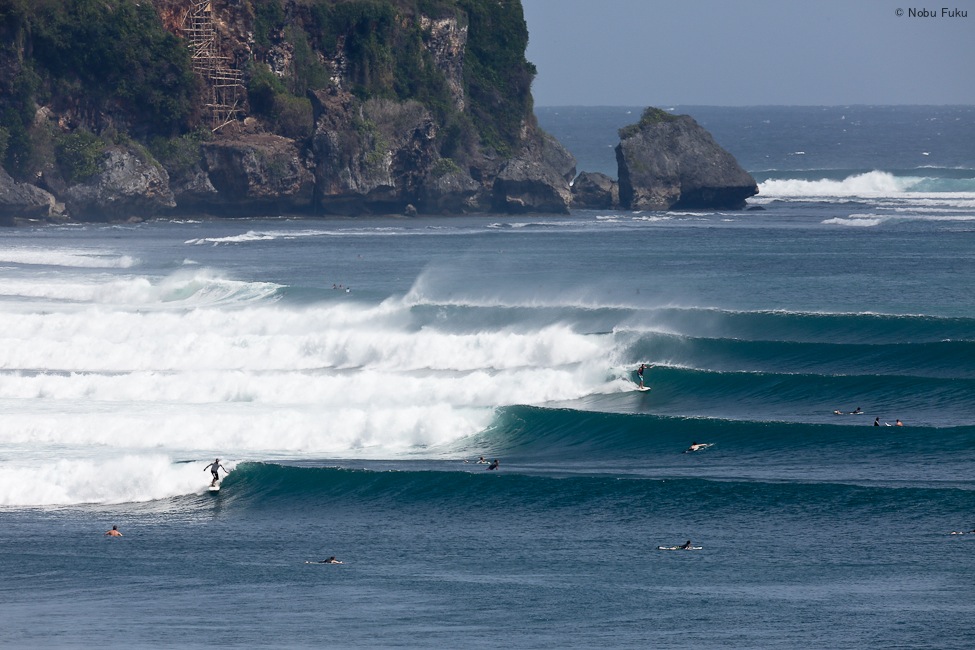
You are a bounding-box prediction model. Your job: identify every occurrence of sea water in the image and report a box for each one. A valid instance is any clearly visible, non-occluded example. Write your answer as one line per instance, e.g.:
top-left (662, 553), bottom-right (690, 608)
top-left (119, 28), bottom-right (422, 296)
top-left (1, 106), bottom-right (974, 648)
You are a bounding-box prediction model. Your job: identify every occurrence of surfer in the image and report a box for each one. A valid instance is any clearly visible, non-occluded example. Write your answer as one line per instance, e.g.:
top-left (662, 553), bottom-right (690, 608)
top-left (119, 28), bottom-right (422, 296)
top-left (874, 417), bottom-right (880, 426)
top-left (833, 407), bottom-right (862, 415)
top-left (684, 442), bottom-right (709, 453)
top-left (637, 363), bottom-right (651, 388)
top-left (203, 458), bottom-right (227, 487)
top-left (895, 419), bottom-right (903, 426)
top-left (322, 556), bottom-right (343, 564)
top-left (104, 525), bottom-right (122, 537)
top-left (487, 459), bottom-right (499, 470)
top-left (679, 540), bottom-right (693, 550)
top-left (476, 456), bottom-right (488, 464)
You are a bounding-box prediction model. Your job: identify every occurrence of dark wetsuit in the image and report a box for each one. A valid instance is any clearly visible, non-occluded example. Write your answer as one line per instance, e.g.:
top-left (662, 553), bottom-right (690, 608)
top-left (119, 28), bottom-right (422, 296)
top-left (206, 461), bottom-right (223, 482)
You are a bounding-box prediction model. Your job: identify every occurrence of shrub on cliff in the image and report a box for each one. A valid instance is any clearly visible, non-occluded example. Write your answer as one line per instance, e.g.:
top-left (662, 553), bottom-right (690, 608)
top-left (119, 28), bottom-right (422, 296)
top-left (28, 0), bottom-right (199, 136)
top-left (247, 63), bottom-right (315, 140)
top-left (56, 131), bottom-right (105, 184)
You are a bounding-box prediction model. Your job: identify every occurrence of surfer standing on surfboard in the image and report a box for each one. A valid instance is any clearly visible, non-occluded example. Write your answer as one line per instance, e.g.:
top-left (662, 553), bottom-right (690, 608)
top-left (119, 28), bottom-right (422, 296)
top-left (637, 363), bottom-right (652, 388)
top-left (203, 458), bottom-right (227, 487)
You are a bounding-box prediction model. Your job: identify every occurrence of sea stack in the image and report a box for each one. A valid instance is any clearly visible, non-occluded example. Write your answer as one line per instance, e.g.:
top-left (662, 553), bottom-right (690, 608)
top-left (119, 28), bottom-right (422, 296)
top-left (616, 107), bottom-right (758, 210)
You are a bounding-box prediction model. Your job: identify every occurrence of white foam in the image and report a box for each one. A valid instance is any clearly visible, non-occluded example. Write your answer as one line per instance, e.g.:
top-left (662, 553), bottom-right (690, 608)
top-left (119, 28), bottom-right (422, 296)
top-left (759, 171), bottom-right (915, 197)
top-left (0, 454), bottom-right (230, 506)
top-left (0, 268), bottom-right (281, 307)
top-left (822, 216), bottom-right (885, 227)
top-left (0, 278), bottom-right (620, 507)
top-left (0, 248), bottom-right (137, 269)
top-left (184, 227), bottom-right (422, 245)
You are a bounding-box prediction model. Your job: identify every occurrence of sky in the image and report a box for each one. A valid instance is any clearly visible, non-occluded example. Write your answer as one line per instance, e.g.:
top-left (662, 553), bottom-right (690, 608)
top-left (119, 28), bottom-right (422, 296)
top-left (522, 0), bottom-right (975, 106)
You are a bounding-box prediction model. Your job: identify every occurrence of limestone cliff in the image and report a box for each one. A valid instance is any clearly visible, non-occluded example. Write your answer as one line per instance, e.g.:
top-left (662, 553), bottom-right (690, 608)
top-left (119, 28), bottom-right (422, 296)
top-left (0, 0), bottom-right (573, 223)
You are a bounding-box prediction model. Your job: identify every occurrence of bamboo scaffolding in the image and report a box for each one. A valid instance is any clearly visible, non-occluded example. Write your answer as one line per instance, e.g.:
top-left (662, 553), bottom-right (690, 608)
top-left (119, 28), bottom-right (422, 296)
top-left (185, 1), bottom-right (243, 131)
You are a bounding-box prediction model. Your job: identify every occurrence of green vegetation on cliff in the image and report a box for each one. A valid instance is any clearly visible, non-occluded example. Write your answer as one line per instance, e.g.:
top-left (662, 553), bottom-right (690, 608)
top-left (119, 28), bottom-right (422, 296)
top-left (618, 107), bottom-right (680, 139)
top-left (456, 0), bottom-right (535, 154)
top-left (1, 0), bottom-right (537, 180)
top-left (0, 0), bottom-right (198, 178)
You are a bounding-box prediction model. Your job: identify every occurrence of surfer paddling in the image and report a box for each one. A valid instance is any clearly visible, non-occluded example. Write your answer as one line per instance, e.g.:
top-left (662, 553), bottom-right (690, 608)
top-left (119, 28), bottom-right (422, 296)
top-left (833, 407), bottom-right (863, 415)
top-left (104, 525), bottom-right (122, 537)
top-left (203, 458), bottom-right (227, 487)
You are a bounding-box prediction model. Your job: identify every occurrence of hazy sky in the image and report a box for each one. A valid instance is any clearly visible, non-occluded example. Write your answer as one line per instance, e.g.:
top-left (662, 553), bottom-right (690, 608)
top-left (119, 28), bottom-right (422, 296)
top-left (522, 0), bottom-right (975, 106)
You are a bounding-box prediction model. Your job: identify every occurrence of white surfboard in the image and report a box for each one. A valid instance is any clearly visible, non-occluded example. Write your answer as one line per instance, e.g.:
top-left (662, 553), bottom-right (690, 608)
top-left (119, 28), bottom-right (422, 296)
top-left (208, 482), bottom-right (220, 492)
top-left (635, 386), bottom-right (651, 392)
top-left (657, 545), bottom-right (703, 551)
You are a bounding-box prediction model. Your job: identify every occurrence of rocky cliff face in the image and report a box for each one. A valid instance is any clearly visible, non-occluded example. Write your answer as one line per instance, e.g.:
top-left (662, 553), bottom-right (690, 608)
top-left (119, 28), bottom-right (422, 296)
top-left (0, 168), bottom-right (64, 226)
top-left (570, 172), bottom-right (617, 210)
top-left (0, 0), bottom-right (573, 224)
top-left (615, 108), bottom-right (758, 211)
top-left (61, 148), bottom-right (176, 221)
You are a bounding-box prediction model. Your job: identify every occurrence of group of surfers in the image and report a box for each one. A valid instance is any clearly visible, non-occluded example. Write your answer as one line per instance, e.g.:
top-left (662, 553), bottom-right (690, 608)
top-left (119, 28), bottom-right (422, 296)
top-left (833, 407), bottom-right (905, 426)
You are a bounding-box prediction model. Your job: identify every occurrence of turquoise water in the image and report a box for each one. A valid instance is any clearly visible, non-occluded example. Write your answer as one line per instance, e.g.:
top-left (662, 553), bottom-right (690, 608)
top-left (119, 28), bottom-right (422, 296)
top-left (1, 106), bottom-right (974, 648)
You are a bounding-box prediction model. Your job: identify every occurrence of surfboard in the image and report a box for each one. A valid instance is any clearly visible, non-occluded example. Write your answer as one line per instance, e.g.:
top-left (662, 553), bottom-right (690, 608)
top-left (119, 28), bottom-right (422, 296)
top-left (208, 482), bottom-right (220, 492)
top-left (683, 443), bottom-right (713, 453)
top-left (657, 546), bottom-right (703, 551)
top-left (635, 386), bottom-right (651, 392)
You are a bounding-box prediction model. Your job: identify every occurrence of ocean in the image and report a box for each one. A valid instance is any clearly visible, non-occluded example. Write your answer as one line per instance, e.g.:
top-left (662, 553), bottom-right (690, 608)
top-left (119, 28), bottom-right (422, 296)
top-left (1, 105), bottom-right (974, 648)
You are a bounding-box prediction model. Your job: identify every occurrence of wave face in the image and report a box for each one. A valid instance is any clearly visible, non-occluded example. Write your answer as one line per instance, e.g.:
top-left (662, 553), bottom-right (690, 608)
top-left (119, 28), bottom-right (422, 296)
top-left (203, 458), bottom-right (975, 518)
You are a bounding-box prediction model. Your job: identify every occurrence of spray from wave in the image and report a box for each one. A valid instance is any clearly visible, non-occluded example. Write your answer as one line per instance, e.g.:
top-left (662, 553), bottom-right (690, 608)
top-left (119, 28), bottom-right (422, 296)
top-left (758, 170), bottom-right (975, 198)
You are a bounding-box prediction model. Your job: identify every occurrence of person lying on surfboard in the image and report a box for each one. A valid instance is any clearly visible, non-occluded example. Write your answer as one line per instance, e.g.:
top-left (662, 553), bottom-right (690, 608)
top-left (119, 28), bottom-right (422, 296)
top-left (833, 407), bottom-right (863, 415)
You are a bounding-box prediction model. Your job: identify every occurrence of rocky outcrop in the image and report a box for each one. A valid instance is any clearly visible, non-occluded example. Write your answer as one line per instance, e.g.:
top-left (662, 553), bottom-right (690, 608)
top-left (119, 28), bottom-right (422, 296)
top-left (194, 134), bottom-right (315, 215)
top-left (492, 129), bottom-right (575, 214)
top-left (616, 108), bottom-right (757, 210)
top-left (570, 172), bottom-right (617, 210)
top-left (61, 147), bottom-right (175, 221)
top-left (0, 168), bottom-right (64, 225)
